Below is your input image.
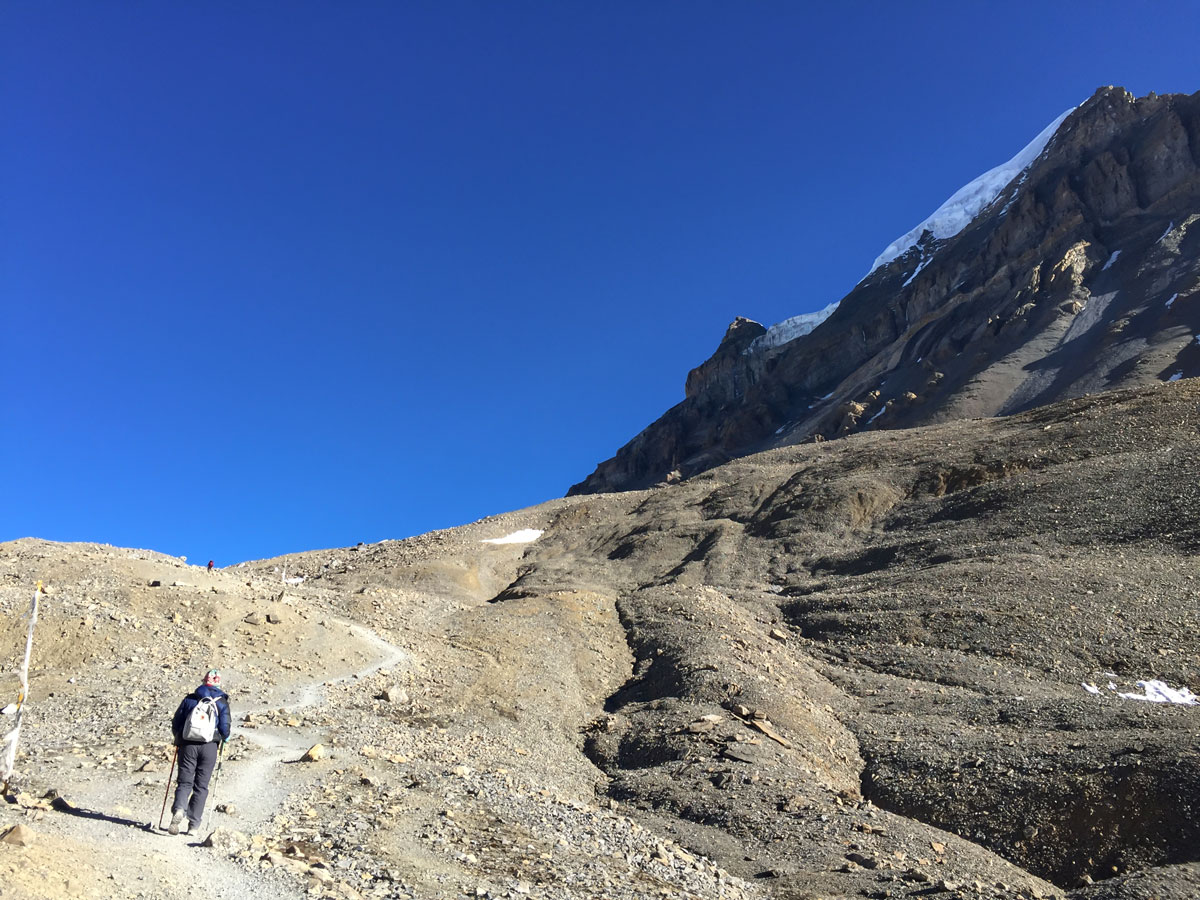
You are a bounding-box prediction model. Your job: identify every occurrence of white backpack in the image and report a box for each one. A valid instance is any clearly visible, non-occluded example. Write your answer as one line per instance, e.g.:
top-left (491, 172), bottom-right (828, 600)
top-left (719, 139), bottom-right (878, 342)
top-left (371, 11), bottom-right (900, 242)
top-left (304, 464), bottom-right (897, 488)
top-left (182, 697), bottom-right (219, 742)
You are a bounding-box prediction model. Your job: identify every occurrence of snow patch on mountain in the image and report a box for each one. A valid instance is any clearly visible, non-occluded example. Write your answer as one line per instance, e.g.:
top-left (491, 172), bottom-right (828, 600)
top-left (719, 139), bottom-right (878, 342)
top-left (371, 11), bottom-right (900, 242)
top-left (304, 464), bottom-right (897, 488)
top-left (747, 301), bottom-right (840, 354)
top-left (903, 255), bottom-right (933, 287)
top-left (868, 107), bottom-right (1075, 276)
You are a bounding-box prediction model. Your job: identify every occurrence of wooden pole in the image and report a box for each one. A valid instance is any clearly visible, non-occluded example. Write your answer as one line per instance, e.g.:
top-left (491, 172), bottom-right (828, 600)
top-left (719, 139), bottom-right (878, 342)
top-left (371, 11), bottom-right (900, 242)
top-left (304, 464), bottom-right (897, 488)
top-left (1, 582), bottom-right (42, 793)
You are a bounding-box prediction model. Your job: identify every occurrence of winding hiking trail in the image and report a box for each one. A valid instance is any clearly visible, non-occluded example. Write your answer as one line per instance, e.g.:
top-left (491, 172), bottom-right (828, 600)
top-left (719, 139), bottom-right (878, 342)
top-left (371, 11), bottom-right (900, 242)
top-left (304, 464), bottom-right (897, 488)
top-left (216, 621), bottom-right (408, 839)
top-left (25, 618), bottom-right (408, 900)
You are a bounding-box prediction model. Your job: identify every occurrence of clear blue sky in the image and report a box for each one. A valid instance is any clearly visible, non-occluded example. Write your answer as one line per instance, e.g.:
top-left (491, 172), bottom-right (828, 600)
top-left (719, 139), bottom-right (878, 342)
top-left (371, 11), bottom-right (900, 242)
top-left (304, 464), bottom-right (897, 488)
top-left (3, 3), bottom-right (1197, 565)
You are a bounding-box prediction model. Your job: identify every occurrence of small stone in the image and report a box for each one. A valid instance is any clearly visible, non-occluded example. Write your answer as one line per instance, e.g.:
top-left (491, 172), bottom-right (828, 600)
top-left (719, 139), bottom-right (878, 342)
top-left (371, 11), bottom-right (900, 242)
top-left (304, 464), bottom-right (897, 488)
top-left (780, 796), bottom-right (806, 813)
top-left (747, 718), bottom-right (793, 749)
top-left (266, 613), bottom-right (282, 624)
top-left (1, 824), bottom-right (35, 846)
top-left (13, 792), bottom-right (44, 810)
top-left (722, 746), bottom-right (758, 764)
top-left (301, 744), bottom-right (326, 762)
top-left (201, 828), bottom-right (249, 851)
top-left (243, 612), bottom-right (264, 625)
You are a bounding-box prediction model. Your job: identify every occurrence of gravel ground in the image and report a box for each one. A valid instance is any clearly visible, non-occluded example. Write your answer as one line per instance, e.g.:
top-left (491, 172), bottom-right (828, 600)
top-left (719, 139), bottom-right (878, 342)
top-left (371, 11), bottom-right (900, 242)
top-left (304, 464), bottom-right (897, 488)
top-left (3, 381), bottom-right (1200, 899)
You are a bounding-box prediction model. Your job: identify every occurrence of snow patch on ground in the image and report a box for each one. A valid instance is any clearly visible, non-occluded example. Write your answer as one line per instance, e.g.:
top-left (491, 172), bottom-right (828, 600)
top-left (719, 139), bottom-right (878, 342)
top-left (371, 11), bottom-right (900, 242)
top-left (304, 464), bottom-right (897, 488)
top-left (1169, 372), bottom-right (1184, 382)
top-left (481, 529), bottom-right (544, 545)
top-left (868, 107), bottom-right (1075, 275)
top-left (1158, 222), bottom-right (1174, 243)
top-left (1083, 678), bottom-right (1198, 705)
top-left (1166, 293), bottom-right (1179, 308)
top-left (1102, 250), bottom-right (1121, 272)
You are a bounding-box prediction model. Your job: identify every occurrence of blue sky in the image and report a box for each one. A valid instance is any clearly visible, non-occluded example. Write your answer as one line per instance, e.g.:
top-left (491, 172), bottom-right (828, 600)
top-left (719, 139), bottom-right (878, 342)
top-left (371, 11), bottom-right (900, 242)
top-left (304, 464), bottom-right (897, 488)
top-left (3, 3), bottom-right (1198, 565)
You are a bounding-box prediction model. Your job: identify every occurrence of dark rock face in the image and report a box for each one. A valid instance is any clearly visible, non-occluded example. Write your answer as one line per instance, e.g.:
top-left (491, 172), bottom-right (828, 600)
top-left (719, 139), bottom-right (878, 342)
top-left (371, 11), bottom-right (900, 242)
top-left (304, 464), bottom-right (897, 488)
top-left (571, 87), bottom-right (1200, 496)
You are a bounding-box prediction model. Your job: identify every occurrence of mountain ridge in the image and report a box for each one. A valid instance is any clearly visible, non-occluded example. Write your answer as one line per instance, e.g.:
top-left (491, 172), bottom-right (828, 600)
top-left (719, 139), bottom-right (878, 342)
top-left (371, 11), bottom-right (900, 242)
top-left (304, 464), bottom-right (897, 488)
top-left (570, 86), bottom-right (1200, 496)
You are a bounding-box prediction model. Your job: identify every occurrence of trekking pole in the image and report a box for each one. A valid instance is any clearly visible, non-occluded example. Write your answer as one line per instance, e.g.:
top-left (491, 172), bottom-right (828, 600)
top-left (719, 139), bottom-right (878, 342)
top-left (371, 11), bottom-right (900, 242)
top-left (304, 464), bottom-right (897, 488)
top-left (158, 747), bottom-right (178, 830)
top-left (201, 741), bottom-right (225, 833)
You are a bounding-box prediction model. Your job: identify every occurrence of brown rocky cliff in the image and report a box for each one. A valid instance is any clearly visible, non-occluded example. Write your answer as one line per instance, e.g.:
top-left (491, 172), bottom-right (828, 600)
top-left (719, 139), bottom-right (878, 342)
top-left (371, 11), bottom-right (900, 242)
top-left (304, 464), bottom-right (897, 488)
top-left (571, 86), bottom-right (1200, 496)
top-left (683, 317), bottom-right (766, 401)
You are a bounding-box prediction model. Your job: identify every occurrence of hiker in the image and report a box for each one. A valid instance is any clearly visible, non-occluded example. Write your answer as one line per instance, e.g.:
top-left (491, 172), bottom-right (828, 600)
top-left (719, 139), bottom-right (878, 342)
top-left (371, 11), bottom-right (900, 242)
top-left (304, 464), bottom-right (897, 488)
top-left (168, 669), bottom-right (231, 835)
top-left (206, 560), bottom-right (214, 574)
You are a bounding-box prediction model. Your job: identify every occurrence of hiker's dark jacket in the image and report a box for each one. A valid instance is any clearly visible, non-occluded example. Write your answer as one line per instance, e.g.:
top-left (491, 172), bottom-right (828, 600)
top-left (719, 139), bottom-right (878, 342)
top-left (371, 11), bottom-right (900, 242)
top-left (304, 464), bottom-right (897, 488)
top-left (171, 684), bottom-right (231, 745)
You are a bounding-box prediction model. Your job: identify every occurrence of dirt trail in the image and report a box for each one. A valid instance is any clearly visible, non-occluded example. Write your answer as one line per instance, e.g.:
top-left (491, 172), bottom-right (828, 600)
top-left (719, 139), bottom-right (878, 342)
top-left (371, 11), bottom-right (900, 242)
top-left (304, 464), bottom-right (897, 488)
top-left (1, 617), bottom-right (408, 900)
top-left (221, 620), bottom-right (408, 836)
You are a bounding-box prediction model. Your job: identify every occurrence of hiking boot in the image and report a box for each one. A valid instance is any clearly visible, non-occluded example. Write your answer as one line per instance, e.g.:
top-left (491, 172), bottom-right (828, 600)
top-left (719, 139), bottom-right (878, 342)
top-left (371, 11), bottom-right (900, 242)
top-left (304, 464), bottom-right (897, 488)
top-left (168, 809), bottom-right (185, 835)
top-left (182, 820), bottom-right (193, 835)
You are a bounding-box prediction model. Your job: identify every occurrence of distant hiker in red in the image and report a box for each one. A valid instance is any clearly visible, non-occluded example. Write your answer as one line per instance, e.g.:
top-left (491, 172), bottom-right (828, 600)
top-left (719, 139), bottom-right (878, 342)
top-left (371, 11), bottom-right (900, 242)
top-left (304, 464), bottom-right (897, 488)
top-left (206, 560), bottom-right (214, 574)
top-left (168, 669), bottom-right (231, 835)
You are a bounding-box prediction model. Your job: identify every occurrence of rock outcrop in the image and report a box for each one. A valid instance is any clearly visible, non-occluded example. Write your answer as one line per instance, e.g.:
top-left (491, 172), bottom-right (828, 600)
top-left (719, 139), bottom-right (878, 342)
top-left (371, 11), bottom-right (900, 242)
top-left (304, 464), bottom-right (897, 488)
top-left (571, 86), bottom-right (1200, 495)
top-left (683, 317), bottom-right (766, 400)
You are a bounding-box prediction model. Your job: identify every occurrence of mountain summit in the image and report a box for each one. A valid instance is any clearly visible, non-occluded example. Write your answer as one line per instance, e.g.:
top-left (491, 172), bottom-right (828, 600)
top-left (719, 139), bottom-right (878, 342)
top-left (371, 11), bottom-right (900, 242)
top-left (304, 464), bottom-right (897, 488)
top-left (571, 87), bottom-right (1200, 495)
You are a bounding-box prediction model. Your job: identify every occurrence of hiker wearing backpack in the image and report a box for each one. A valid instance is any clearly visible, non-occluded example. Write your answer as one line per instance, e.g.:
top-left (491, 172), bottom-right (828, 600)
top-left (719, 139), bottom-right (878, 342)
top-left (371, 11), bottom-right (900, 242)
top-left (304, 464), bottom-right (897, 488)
top-left (168, 669), bottom-right (231, 835)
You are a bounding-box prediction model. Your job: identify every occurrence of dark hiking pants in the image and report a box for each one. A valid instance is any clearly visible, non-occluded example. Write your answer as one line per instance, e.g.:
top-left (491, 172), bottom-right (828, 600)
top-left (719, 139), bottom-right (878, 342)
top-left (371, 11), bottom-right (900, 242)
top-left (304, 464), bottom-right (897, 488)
top-left (173, 741), bottom-right (219, 828)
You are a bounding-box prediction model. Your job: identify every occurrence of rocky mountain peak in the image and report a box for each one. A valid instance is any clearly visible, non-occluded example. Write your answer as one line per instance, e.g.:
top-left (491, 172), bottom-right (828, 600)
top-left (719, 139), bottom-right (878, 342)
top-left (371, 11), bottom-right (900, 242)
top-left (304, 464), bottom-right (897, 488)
top-left (684, 317), bottom-right (766, 400)
top-left (571, 86), bottom-right (1200, 496)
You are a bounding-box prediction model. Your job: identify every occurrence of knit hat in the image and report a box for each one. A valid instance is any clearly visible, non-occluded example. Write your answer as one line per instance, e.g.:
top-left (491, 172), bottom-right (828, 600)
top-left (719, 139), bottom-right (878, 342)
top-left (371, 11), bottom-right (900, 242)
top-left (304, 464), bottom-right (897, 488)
top-left (203, 669), bottom-right (221, 686)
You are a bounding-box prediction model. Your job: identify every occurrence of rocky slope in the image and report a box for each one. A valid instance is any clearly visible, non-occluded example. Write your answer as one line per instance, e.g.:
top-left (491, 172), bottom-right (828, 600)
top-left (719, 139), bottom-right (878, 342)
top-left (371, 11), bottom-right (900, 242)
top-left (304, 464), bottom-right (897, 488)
top-left (571, 86), bottom-right (1200, 495)
top-left (3, 378), bottom-right (1200, 899)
